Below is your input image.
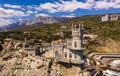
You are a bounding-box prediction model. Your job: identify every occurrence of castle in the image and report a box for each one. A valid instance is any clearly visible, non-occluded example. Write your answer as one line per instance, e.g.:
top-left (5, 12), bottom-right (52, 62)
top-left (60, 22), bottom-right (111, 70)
top-left (5, 23), bottom-right (85, 65)
top-left (51, 23), bottom-right (85, 64)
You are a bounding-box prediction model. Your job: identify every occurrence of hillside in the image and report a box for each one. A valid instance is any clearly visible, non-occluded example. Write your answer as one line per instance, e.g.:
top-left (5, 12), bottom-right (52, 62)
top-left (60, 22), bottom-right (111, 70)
top-left (0, 13), bottom-right (120, 53)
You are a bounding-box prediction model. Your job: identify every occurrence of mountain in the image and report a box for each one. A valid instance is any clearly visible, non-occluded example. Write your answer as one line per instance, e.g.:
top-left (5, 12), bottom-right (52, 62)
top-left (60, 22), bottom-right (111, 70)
top-left (0, 16), bottom-right (72, 31)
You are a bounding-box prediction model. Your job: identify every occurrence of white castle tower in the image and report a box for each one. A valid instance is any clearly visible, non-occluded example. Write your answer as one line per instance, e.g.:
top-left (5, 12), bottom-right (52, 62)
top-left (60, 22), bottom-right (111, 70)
top-left (52, 23), bottom-right (85, 64)
top-left (65, 23), bottom-right (84, 64)
top-left (71, 23), bottom-right (84, 50)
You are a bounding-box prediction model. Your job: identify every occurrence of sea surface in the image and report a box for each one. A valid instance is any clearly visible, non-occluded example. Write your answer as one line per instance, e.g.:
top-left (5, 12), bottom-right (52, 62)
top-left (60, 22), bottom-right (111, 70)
top-left (103, 60), bottom-right (120, 76)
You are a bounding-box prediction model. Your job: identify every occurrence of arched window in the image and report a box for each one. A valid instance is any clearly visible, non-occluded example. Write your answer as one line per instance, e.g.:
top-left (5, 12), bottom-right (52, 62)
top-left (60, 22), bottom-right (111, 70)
top-left (74, 41), bottom-right (77, 48)
top-left (55, 51), bottom-right (59, 56)
top-left (69, 53), bottom-right (72, 58)
top-left (65, 52), bottom-right (67, 57)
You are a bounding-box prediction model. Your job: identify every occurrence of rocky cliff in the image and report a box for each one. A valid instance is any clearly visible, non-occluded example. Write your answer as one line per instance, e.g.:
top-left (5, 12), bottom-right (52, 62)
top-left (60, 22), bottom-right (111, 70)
top-left (96, 39), bottom-right (120, 53)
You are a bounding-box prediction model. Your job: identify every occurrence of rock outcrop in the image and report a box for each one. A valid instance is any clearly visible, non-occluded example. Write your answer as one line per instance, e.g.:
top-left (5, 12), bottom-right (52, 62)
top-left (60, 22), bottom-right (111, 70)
top-left (96, 39), bottom-right (120, 53)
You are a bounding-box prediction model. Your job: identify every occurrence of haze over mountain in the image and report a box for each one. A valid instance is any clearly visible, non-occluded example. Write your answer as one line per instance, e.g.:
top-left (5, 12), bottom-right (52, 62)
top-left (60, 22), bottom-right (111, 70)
top-left (0, 16), bottom-right (72, 31)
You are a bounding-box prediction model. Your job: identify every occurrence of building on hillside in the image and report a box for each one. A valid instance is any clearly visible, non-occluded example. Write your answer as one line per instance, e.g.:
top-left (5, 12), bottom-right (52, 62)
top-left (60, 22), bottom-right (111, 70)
top-left (101, 14), bottom-right (119, 22)
top-left (51, 39), bottom-right (64, 58)
top-left (101, 14), bottom-right (109, 22)
top-left (83, 34), bottom-right (98, 40)
top-left (83, 34), bottom-right (98, 44)
top-left (22, 38), bottom-right (42, 56)
top-left (110, 14), bottom-right (119, 21)
top-left (51, 23), bottom-right (85, 64)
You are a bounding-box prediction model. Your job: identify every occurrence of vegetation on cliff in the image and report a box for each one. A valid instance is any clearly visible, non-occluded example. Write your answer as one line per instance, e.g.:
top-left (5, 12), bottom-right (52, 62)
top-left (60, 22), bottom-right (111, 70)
top-left (0, 14), bottom-right (120, 52)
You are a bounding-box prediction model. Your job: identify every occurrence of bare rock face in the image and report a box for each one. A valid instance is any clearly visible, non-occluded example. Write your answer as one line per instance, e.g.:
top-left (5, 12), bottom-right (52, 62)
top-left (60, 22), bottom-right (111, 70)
top-left (26, 16), bottom-right (59, 25)
top-left (6, 40), bottom-right (14, 51)
top-left (96, 39), bottom-right (120, 53)
top-left (18, 20), bottom-right (28, 25)
top-left (14, 42), bottom-right (22, 49)
top-left (0, 48), bottom-right (53, 76)
top-left (58, 65), bottom-right (81, 76)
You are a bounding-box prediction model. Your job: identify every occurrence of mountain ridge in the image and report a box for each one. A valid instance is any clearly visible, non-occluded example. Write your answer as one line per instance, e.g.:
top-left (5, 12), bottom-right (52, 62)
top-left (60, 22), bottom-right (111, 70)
top-left (0, 13), bottom-right (120, 32)
top-left (0, 16), bottom-right (72, 31)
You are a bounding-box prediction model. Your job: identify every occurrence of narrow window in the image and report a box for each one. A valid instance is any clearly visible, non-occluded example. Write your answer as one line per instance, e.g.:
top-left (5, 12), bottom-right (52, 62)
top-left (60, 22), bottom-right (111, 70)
top-left (69, 53), bottom-right (72, 58)
top-left (74, 42), bottom-right (77, 47)
top-left (65, 52), bottom-right (67, 57)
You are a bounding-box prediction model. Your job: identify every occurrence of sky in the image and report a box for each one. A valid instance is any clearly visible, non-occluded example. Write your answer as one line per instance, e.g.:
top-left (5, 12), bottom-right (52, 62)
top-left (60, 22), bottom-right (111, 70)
top-left (0, 0), bottom-right (120, 26)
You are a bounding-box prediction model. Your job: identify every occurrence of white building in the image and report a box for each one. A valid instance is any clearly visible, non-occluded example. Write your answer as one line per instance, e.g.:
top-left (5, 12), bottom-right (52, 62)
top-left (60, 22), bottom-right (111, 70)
top-left (101, 14), bottom-right (109, 22)
top-left (102, 14), bottom-right (119, 22)
top-left (110, 14), bottom-right (119, 21)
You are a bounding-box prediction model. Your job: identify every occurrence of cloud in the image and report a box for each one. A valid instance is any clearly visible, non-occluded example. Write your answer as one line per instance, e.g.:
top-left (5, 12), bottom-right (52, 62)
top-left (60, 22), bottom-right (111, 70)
top-left (0, 18), bottom-right (13, 26)
top-left (0, 7), bottom-right (26, 18)
top-left (36, 0), bottom-right (93, 13)
top-left (35, 0), bottom-right (120, 13)
top-left (4, 4), bottom-right (25, 10)
top-left (27, 5), bottom-right (37, 10)
top-left (35, 13), bottom-right (50, 17)
top-left (0, 7), bottom-right (31, 26)
top-left (38, 2), bottom-right (58, 13)
top-left (61, 14), bottom-right (75, 18)
top-left (86, 0), bottom-right (95, 3)
top-left (94, 0), bottom-right (120, 10)
top-left (27, 11), bottom-right (34, 15)
top-left (27, 6), bottom-right (34, 9)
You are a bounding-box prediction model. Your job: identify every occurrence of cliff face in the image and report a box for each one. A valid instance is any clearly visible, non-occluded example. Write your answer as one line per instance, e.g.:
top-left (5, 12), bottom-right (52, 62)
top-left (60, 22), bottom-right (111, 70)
top-left (57, 64), bottom-right (81, 76)
top-left (96, 39), bottom-right (120, 53)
